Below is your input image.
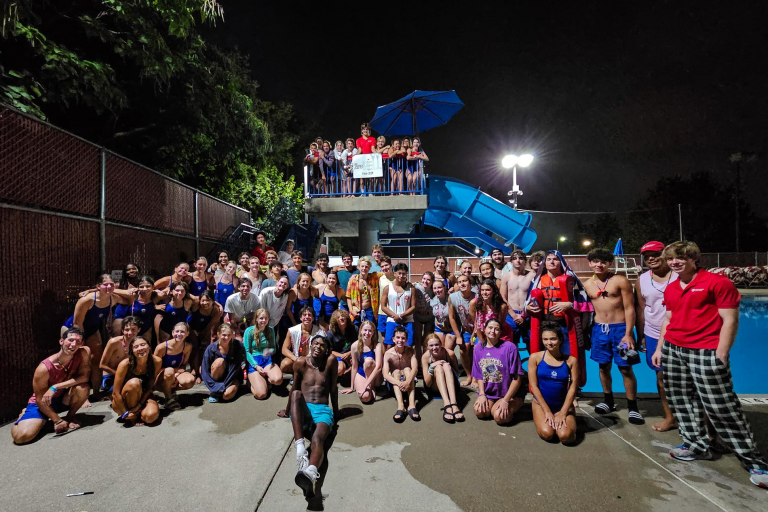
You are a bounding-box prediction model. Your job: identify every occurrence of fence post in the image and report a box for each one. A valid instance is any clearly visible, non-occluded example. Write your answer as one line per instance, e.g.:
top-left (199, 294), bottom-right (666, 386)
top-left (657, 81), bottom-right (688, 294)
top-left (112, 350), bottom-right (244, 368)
top-left (194, 191), bottom-right (200, 257)
top-left (99, 149), bottom-right (107, 271)
top-left (717, 253), bottom-right (720, 267)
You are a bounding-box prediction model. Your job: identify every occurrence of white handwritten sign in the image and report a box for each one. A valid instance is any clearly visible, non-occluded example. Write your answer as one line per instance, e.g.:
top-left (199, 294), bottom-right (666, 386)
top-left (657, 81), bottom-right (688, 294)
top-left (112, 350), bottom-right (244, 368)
top-left (352, 153), bottom-right (383, 178)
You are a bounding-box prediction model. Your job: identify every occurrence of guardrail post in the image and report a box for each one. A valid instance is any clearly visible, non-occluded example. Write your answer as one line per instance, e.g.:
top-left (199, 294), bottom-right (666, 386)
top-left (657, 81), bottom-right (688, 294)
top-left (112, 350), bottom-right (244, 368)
top-left (99, 149), bottom-right (107, 272)
top-left (194, 191), bottom-right (200, 257)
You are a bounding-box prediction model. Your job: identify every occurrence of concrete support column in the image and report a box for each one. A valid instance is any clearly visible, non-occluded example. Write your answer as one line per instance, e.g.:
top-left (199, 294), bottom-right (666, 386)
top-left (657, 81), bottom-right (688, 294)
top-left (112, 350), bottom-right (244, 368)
top-left (358, 218), bottom-right (379, 256)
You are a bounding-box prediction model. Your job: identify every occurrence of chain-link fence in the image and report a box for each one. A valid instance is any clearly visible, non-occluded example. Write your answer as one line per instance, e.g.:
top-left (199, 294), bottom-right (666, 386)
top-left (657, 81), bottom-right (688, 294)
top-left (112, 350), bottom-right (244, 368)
top-left (0, 105), bottom-right (252, 422)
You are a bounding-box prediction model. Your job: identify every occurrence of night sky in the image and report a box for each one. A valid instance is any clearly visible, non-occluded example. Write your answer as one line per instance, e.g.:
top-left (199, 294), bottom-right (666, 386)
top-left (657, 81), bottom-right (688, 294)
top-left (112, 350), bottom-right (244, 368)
top-left (214, 2), bottom-right (767, 249)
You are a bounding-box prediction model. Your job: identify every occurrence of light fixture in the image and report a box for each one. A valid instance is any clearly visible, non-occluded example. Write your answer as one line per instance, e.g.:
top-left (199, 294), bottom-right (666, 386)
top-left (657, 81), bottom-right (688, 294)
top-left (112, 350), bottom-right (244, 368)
top-left (474, 246), bottom-right (481, 254)
top-left (559, 236), bottom-right (567, 242)
top-left (501, 155), bottom-right (517, 169)
top-left (517, 154), bottom-right (534, 167)
top-left (582, 239), bottom-right (593, 247)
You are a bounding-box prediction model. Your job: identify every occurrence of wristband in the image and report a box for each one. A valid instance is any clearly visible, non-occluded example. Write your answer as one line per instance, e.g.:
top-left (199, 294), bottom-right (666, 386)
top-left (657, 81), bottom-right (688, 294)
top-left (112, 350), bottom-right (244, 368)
top-left (54, 419), bottom-right (65, 426)
top-left (478, 394), bottom-right (486, 397)
top-left (121, 411), bottom-right (130, 419)
top-left (50, 386), bottom-right (58, 393)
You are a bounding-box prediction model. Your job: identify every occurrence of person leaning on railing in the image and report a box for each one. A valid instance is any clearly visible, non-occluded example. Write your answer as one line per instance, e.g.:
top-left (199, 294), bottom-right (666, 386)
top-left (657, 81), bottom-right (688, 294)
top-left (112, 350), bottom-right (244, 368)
top-left (372, 135), bottom-right (391, 194)
top-left (406, 137), bottom-right (429, 195)
top-left (305, 143), bottom-right (323, 195)
top-left (319, 141), bottom-right (336, 196)
top-left (340, 138), bottom-right (358, 197)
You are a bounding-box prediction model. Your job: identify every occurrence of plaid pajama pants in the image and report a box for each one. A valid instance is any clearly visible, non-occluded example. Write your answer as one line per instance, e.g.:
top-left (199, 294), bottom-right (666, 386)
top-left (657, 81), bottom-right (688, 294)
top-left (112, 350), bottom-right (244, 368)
top-left (662, 341), bottom-right (767, 471)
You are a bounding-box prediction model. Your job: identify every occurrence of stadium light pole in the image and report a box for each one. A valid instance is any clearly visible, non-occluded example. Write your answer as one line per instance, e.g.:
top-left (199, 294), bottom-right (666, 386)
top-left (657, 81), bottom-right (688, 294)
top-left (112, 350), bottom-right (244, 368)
top-left (502, 154), bottom-right (533, 210)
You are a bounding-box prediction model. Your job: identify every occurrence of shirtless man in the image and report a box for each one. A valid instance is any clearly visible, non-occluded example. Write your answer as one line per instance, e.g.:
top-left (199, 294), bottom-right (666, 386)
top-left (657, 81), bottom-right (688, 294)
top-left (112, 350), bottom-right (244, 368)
top-left (583, 248), bottom-right (643, 424)
top-left (448, 274), bottom-right (477, 387)
top-left (383, 327), bottom-right (420, 423)
top-left (278, 335), bottom-right (339, 509)
top-left (99, 316), bottom-right (142, 394)
top-left (346, 256), bottom-right (381, 328)
top-left (312, 254), bottom-right (330, 285)
top-left (501, 250), bottom-right (536, 345)
top-left (11, 328), bottom-right (91, 444)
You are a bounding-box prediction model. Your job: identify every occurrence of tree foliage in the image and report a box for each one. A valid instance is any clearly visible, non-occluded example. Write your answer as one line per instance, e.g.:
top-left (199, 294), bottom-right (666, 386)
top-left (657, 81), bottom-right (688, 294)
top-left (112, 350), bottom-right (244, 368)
top-left (1, 0), bottom-right (302, 225)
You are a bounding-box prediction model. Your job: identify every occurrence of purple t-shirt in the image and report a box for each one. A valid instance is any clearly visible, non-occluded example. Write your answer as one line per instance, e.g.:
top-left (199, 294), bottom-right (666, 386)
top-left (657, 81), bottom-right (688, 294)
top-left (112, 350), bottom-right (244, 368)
top-left (471, 341), bottom-right (523, 400)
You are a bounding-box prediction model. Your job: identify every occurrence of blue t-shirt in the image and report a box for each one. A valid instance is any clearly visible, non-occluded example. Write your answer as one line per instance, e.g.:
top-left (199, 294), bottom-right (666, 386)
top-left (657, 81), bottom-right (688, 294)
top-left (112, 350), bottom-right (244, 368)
top-left (471, 341), bottom-right (523, 401)
top-left (337, 268), bottom-right (359, 293)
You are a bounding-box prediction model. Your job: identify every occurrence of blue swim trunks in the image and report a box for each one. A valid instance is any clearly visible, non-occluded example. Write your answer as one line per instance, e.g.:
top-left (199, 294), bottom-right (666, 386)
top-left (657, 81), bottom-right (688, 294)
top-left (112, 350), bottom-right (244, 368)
top-left (354, 308), bottom-right (375, 327)
top-left (590, 323), bottom-right (634, 367)
top-left (378, 314), bottom-right (387, 334)
top-left (15, 397), bottom-right (67, 424)
top-left (307, 402), bottom-right (334, 428)
top-left (101, 374), bottom-right (115, 393)
top-left (505, 310), bottom-right (530, 344)
top-left (645, 335), bottom-right (662, 371)
top-left (384, 322), bottom-right (414, 346)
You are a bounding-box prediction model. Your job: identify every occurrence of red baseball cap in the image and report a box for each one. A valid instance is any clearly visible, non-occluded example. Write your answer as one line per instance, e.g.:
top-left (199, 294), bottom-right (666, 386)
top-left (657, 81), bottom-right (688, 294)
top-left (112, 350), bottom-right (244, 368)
top-left (640, 241), bottom-right (665, 253)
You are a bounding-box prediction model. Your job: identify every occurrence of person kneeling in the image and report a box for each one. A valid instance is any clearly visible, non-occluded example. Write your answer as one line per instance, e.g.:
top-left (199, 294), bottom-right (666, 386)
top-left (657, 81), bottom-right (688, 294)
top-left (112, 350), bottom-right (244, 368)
top-left (244, 309), bottom-right (283, 399)
top-left (11, 328), bottom-right (91, 444)
top-left (202, 323), bottom-right (245, 403)
top-left (472, 319), bottom-right (524, 425)
top-left (528, 322), bottom-right (579, 444)
top-left (112, 336), bottom-right (162, 426)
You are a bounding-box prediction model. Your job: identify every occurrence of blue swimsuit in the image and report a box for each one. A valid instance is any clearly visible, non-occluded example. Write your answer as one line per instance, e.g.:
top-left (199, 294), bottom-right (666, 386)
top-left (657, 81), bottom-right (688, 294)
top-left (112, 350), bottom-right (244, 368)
top-left (161, 340), bottom-right (185, 368)
top-left (114, 299), bottom-right (156, 335)
top-left (319, 290), bottom-right (340, 323)
top-left (187, 308), bottom-right (213, 333)
top-left (537, 357), bottom-right (570, 411)
top-left (159, 301), bottom-right (189, 334)
top-left (357, 350), bottom-right (375, 378)
top-left (215, 280), bottom-right (235, 306)
top-left (64, 292), bottom-right (112, 338)
top-left (189, 278), bottom-right (209, 297)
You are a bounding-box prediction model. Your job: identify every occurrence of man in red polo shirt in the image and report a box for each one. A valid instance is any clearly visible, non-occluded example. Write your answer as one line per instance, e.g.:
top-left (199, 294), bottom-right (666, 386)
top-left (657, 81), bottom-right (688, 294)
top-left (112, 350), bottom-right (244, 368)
top-left (355, 123), bottom-right (376, 154)
top-left (652, 241), bottom-right (767, 488)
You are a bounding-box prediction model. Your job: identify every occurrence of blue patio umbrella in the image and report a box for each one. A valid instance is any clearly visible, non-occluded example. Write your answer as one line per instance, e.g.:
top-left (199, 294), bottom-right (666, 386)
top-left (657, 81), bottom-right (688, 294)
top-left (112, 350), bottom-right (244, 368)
top-left (369, 90), bottom-right (464, 136)
top-left (613, 238), bottom-right (624, 256)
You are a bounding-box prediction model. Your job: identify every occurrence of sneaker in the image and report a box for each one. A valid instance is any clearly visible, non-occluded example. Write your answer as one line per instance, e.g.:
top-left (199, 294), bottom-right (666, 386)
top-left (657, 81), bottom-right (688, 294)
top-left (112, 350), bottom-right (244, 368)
top-left (750, 469), bottom-right (768, 489)
top-left (297, 453), bottom-right (309, 472)
top-left (295, 465), bottom-right (319, 498)
top-left (669, 444), bottom-right (713, 461)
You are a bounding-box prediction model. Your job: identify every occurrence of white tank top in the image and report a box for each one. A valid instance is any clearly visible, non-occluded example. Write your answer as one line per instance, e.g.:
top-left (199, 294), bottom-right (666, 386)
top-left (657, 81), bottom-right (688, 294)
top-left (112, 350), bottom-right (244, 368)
top-left (386, 283), bottom-right (413, 323)
top-left (639, 269), bottom-right (678, 339)
top-left (449, 290), bottom-right (475, 332)
top-left (289, 324), bottom-right (322, 357)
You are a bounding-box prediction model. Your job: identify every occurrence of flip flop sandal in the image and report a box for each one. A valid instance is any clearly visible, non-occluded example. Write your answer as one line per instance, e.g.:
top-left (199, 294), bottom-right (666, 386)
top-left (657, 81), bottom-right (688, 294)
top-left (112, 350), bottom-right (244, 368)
top-left (165, 398), bottom-right (181, 411)
top-left (440, 405), bottom-right (455, 424)
top-left (407, 408), bottom-right (421, 422)
top-left (393, 409), bottom-right (407, 423)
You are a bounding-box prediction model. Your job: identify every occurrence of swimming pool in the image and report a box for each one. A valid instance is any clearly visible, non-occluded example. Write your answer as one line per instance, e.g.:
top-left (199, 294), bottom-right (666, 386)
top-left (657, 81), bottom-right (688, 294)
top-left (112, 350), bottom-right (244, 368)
top-left (577, 295), bottom-right (768, 394)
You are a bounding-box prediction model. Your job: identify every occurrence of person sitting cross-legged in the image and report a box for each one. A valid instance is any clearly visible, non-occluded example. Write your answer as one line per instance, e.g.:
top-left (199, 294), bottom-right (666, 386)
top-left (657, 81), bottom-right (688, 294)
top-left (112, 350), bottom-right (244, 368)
top-left (11, 328), bottom-right (91, 444)
top-left (112, 336), bottom-right (162, 426)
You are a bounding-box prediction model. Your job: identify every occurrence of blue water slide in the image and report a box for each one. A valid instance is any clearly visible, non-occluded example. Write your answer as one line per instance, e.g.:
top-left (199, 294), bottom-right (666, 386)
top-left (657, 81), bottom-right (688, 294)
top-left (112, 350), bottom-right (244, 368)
top-left (425, 176), bottom-right (537, 252)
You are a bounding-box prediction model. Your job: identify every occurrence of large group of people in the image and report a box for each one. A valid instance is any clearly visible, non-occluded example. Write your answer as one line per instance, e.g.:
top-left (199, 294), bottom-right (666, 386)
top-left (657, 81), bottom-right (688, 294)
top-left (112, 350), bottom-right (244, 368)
top-left (304, 123), bottom-right (429, 196)
top-left (10, 237), bottom-right (768, 497)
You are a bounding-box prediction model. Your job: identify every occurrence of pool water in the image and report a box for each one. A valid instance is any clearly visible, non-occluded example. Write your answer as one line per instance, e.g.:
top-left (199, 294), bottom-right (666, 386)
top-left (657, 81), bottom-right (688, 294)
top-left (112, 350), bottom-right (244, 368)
top-left (520, 296), bottom-right (768, 395)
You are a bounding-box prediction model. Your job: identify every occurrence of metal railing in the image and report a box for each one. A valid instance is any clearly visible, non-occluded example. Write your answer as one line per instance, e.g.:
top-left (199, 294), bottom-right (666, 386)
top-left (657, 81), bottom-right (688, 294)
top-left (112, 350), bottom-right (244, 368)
top-left (304, 156), bottom-right (426, 198)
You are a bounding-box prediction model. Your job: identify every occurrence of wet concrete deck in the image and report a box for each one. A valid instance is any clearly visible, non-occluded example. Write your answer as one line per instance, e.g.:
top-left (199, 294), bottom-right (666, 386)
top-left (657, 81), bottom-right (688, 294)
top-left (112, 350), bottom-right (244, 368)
top-left (2, 384), bottom-right (766, 512)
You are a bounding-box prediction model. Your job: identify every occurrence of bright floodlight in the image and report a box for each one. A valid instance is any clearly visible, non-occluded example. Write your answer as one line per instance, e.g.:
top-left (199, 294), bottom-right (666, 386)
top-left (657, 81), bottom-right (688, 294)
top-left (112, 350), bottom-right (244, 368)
top-left (474, 246), bottom-right (481, 254)
top-left (501, 155), bottom-right (518, 169)
top-left (517, 154), bottom-right (534, 167)
top-left (582, 240), bottom-right (592, 247)
top-left (559, 236), bottom-right (567, 242)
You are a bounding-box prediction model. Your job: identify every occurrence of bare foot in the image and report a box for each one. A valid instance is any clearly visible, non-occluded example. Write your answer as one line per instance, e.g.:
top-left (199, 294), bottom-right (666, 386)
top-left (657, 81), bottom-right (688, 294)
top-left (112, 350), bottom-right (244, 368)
top-left (82, 399), bottom-right (93, 408)
top-left (277, 409), bottom-right (289, 418)
top-left (460, 377), bottom-right (473, 387)
top-left (66, 419), bottom-right (82, 432)
top-left (652, 418), bottom-right (678, 432)
top-left (195, 377), bottom-right (202, 385)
